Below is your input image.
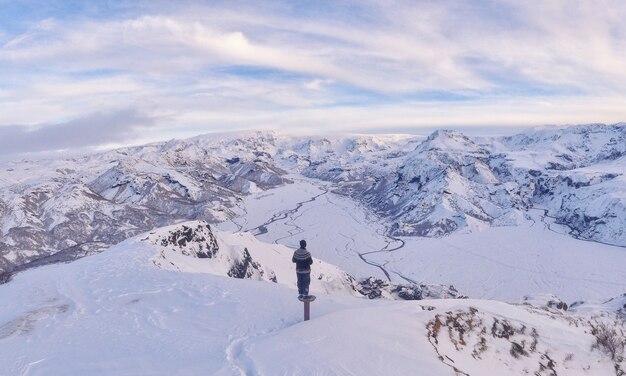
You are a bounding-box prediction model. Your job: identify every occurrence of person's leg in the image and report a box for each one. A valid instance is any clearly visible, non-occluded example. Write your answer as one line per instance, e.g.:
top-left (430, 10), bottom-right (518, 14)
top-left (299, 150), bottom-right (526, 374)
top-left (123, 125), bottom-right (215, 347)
top-left (296, 273), bottom-right (304, 296)
top-left (303, 273), bottom-right (311, 296)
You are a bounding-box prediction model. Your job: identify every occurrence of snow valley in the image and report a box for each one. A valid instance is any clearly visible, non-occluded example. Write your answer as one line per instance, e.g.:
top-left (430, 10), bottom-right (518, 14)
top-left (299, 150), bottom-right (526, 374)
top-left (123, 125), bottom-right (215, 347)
top-left (0, 124), bottom-right (625, 375)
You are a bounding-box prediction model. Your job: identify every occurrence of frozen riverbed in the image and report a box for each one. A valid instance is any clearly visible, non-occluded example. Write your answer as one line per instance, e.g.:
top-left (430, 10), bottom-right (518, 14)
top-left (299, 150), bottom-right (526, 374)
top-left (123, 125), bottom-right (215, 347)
top-left (218, 177), bottom-right (626, 302)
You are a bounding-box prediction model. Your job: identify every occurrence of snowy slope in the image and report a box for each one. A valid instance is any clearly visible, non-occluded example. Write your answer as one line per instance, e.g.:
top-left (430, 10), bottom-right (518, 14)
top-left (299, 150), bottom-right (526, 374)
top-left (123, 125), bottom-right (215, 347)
top-left (248, 299), bottom-right (624, 376)
top-left (0, 223), bottom-right (623, 375)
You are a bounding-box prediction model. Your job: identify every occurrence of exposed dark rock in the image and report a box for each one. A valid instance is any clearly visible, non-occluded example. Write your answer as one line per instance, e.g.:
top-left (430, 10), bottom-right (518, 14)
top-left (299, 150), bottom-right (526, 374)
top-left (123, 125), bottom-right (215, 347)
top-left (356, 277), bottom-right (387, 299)
top-left (522, 294), bottom-right (568, 311)
top-left (563, 176), bottom-right (590, 188)
top-left (547, 300), bottom-right (568, 311)
top-left (158, 223), bottom-right (219, 258)
top-left (491, 318), bottom-right (516, 339)
top-left (0, 271), bottom-right (13, 284)
top-left (510, 341), bottom-right (529, 358)
top-left (556, 153), bottom-right (573, 162)
top-left (392, 285), bottom-right (422, 300)
top-left (355, 277), bottom-right (465, 300)
top-left (569, 301), bottom-right (585, 310)
top-left (227, 248), bottom-right (264, 279)
top-left (546, 162), bottom-right (569, 171)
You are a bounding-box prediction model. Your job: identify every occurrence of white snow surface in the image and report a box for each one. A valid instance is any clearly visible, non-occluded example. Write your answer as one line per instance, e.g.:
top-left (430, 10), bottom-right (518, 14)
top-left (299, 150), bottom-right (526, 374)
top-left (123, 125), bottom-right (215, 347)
top-left (0, 223), bottom-right (623, 375)
top-left (218, 177), bottom-right (626, 302)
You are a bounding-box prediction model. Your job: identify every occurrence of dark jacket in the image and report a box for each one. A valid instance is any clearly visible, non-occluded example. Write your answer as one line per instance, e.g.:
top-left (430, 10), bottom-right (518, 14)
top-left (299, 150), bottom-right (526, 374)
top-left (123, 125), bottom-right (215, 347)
top-left (292, 247), bottom-right (313, 273)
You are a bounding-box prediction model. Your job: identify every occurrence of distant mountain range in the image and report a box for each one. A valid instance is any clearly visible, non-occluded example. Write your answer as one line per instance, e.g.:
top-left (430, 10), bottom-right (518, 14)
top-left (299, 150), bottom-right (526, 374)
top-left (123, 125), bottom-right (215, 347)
top-left (1, 123), bottom-right (624, 275)
top-left (290, 124), bottom-right (626, 244)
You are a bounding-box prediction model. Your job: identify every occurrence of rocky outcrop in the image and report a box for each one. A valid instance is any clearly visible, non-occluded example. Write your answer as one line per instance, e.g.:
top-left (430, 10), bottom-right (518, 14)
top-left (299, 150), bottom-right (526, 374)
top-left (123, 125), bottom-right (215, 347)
top-left (356, 277), bottom-right (467, 301)
top-left (227, 248), bottom-right (277, 282)
top-left (522, 294), bottom-right (569, 311)
top-left (148, 221), bottom-right (285, 285)
top-left (152, 222), bottom-right (219, 259)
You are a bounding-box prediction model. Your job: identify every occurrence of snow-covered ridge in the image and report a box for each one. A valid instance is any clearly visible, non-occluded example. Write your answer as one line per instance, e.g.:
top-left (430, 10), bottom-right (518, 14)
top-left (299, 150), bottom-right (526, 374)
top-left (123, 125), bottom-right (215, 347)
top-left (143, 220), bottom-right (464, 300)
top-left (146, 221), bottom-right (358, 296)
top-left (0, 221), bottom-right (623, 375)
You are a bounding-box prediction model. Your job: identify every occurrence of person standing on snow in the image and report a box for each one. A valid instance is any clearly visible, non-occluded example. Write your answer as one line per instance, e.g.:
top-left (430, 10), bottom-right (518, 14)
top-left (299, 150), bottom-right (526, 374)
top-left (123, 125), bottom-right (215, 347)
top-left (292, 239), bottom-right (313, 298)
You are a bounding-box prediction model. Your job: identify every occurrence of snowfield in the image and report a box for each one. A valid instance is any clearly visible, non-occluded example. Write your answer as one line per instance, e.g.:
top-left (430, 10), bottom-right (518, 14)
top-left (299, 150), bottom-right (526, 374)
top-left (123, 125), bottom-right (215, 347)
top-left (0, 223), bottom-right (623, 375)
top-left (218, 177), bottom-right (626, 302)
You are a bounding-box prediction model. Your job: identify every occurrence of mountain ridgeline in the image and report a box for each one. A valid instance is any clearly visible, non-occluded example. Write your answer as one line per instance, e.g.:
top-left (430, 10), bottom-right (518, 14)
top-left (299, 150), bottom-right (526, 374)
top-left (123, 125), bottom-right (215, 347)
top-left (283, 124), bottom-right (625, 244)
top-left (0, 124), bottom-right (624, 275)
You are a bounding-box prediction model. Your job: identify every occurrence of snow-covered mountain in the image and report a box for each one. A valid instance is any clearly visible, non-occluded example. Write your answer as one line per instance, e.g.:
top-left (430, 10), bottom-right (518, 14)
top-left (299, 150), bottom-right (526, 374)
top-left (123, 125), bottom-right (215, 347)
top-left (287, 124), bottom-right (626, 244)
top-left (1, 124), bottom-right (625, 279)
top-left (0, 221), bottom-right (623, 375)
top-left (0, 134), bottom-right (288, 276)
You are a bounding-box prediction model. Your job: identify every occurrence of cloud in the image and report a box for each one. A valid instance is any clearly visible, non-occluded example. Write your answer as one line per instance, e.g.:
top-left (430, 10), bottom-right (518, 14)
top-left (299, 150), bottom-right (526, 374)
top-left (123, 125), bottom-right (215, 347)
top-left (0, 0), bottom-right (625, 154)
top-left (304, 78), bottom-right (335, 91)
top-left (0, 108), bottom-right (155, 155)
top-left (4, 1), bottom-right (626, 95)
top-left (166, 94), bottom-right (626, 137)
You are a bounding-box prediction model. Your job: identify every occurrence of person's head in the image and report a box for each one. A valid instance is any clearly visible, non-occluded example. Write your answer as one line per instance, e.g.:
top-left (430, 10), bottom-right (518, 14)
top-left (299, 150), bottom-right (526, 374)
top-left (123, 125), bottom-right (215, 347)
top-left (299, 239), bottom-right (307, 249)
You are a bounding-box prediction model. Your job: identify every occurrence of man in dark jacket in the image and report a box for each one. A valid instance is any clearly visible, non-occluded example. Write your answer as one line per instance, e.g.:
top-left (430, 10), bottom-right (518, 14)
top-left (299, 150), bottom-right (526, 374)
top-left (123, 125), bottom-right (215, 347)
top-left (292, 239), bottom-right (313, 298)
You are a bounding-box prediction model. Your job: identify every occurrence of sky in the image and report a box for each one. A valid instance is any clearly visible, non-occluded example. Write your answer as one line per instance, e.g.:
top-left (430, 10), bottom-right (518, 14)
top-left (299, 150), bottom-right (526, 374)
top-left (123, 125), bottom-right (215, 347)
top-left (1, 0), bottom-right (625, 155)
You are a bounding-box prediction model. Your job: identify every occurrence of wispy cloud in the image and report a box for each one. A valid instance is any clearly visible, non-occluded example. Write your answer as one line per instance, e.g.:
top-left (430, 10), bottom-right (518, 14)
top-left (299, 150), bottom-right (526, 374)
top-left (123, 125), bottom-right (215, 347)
top-left (0, 0), bottom-right (625, 154)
